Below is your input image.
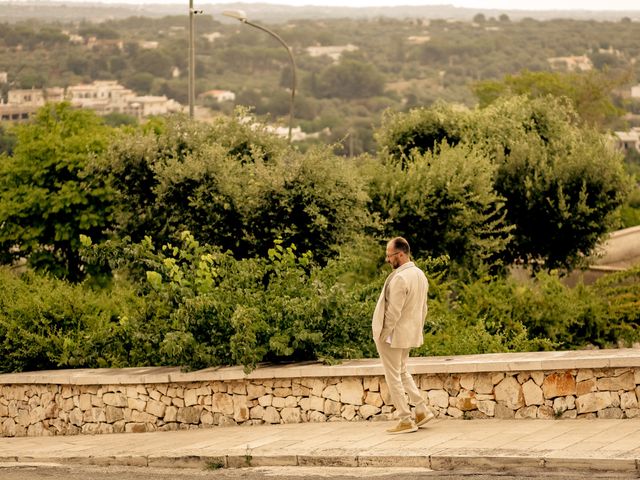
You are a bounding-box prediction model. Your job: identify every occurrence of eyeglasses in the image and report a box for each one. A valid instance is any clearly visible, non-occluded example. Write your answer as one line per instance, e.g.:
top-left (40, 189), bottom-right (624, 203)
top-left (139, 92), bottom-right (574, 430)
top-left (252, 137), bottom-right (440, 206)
top-left (386, 251), bottom-right (401, 258)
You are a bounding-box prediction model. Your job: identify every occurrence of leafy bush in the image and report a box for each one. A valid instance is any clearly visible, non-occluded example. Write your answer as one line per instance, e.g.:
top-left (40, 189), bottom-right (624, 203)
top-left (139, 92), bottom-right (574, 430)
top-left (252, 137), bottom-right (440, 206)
top-left (0, 103), bottom-right (115, 281)
top-left (374, 96), bottom-right (632, 272)
top-left (101, 113), bottom-right (372, 264)
top-left (368, 143), bottom-right (511, 272)
top-left (0, 267), bottom-right (138, 372)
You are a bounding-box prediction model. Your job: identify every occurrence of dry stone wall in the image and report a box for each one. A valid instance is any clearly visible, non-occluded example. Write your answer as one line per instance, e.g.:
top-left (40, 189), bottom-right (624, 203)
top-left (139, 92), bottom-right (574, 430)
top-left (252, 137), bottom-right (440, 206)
top-left (1, 367), bottom-right (639, 437)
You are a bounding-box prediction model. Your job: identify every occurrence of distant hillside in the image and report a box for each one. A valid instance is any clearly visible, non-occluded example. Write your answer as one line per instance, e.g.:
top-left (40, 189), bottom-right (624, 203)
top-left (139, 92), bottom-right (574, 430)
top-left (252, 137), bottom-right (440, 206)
top-left (0, 1), bottom-right (639, 23)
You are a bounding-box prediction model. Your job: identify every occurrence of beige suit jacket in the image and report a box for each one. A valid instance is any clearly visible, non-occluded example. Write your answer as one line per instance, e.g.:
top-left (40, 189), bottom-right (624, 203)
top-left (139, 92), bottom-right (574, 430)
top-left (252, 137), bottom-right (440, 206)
top-left (371, 261), bottom-right (429, 349)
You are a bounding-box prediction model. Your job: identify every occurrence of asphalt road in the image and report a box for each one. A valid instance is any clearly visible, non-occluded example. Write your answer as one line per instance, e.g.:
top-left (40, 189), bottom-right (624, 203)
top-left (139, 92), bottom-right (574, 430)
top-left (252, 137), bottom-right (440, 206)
top-left (0, 464), bottom-right (635, 480)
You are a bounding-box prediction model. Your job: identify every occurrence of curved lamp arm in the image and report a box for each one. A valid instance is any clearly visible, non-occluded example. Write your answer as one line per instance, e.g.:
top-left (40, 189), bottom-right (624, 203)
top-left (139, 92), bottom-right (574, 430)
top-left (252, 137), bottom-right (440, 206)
top-left (224, 10), bottom-right (297, 142)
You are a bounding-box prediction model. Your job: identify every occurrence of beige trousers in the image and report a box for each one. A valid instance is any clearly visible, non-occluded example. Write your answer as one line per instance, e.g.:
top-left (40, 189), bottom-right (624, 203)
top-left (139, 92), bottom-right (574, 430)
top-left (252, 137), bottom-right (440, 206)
top-left (375, 340), bottom-right (426, 420)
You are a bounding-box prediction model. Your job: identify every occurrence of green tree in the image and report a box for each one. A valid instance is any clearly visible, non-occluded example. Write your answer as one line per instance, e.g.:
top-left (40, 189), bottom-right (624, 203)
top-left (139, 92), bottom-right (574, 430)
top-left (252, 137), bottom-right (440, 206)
top-left (0, 103), bottom-right (114, 280)
top-left (374, 96), bottom-right (631, 271)
top-left (473, 69), bottom-right (626, 129)
top-left (368, 143), bottom-right (511, 272)
top-left (314, 59), bottom-right (386, 99)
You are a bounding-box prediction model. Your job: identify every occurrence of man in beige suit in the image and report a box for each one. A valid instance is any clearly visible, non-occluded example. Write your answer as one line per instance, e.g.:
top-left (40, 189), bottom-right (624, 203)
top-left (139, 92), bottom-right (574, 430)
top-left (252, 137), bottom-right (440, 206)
top-left (372, 237), bottom-right (433, 434)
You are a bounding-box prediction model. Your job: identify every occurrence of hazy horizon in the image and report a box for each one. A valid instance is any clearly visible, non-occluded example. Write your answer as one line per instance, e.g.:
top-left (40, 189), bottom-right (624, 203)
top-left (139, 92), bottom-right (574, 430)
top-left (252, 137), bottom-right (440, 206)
top-left (2, 0), bottom-right (640, 11)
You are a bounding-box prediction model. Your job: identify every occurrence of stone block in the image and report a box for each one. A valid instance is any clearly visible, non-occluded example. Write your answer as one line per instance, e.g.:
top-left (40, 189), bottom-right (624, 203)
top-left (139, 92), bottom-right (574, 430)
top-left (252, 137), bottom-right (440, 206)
top-left (258, 395), bottom-right (272, 407)
top-left (494, 404), bottom-right (515, 419)
top-left (183, 389), bottom-right (198, 407)
top-left (337, 378), bottom-right (364, 406)
top-left (131, 410), bottom-right (155, 423)
top-left (576, 379), bottom-right (596, 396)
top-left (364, 391), bottom-right (383, 408)
top-left (620, 391), bottom-right (638, 410)
top-left (494, 376), bottom-right (524, 410)
top-left (250, 405), bottom-right (264, 420)
top-left (537, 405), bottom-right (554, 419)
top-left (459, 374), bottom-right (475, 391)
top-left (321, 385), bottom-right (340, 402)
top-left (309, 395), bottom-right (325, 412)
top-left (444, 376), bottom-right (461, 396)
top-left (598, 407), bottom-right (623, 419)
top-left (625, 408), bottom-right (640, 418)
top-left (455, 391), bottom-right (477, 411)
top-left (530, 371), bottom-right (544, 386)
top-left (421, 374), bottom-right (444, 390)
top-left (542, 372), bottom-right (576, 398)
top-left (145, 400), bottom-right (166, 418)
top-left (515, 405), bottom-right (537, 419)
top-left (201, 411), bottom-right (214, 425)
top-left (359, 404), bottom-right (380, 419)
top-left (263, 406), bottom-right (280, 424)
top-left (78, 394), bottom-right (92, 411)
top-left (446, 406), bottom-right (463, 418)
top-left (324, 399), bottom-right (341, 416)
top-left (565, 395), bottom-right (575, 410)
top-left (273, 387), bottom-right (292, 398)
top-left (477, 400), bottom-right (496, 417)
top-left (164, 406), bottom-right (178, 422)
top-left (274, 379), bottom-right (292, 388)
top-left (176, 406), bottom-right (202, 424)
top-left (127, 397), bottom-right (146, 412)
top-left (309, 411), bottom-right (327, 422)
top-left (491, 373), bottom-right (505, 385)
top-left (576, 369), bottom-right (594, 383)
top-left (363, 376), bottom-right (379, 392)
top-left (125, 422), bottom-right (148, 433)
top-left (230, 381), bottom-right (247, 395)
top-left (522, 380), bottom-right (543, 406)
top-left (428, 389), bottom-right (449, 409)
top-left (516, 372), bottom-right (531, 384)
top-left (298, 397), bottom-right (310, 411)
top-left (292, 384), bottom-right (310, 397)
top-left (597, 372), bottom-right (635, 391)
top-left (576, 392), bottom-right (613, 414)
top-left (103, 393), bottom-right (127, 407)
top-left (211, 393), bottom-right (233, 415)
top-left (246, 384), bottom-right (266, 400)
top-left (105, 406), bottom-right (124, 423)
top-left (233, 395), bottom-right (249, 422)
top-left (474, 373), bottom-right (494, 394)
top-left (341, 404), bottom-right (356, 421)
top-left (283, 396), bottom-right (297, 408)
top-left (272, 397), bottom-right (285, 409)
top-left (553, 397), bottom-right (567, 414)
top-left (148, 389), bottom-right (162, 402)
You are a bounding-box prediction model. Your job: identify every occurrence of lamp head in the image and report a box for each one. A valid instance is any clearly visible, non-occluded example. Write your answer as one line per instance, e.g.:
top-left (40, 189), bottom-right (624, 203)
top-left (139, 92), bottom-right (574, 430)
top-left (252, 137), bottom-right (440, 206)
top-left (223, 9), bottom-right (248, 22)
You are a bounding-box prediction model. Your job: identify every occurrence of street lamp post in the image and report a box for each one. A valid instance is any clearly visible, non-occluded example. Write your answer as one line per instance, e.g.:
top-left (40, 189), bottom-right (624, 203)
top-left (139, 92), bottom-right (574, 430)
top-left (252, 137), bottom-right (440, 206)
top-left (223, 10), bottom-right (297, 142)
top-left (189, 1), bottom-right (203, 119)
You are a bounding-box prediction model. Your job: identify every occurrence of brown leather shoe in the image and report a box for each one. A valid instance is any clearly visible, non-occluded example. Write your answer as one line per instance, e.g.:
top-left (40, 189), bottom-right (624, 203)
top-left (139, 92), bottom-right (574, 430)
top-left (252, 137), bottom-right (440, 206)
top-left (415, 408), bottom-right (434, 428)
top-left (386, 419), bottom-right (418, 434)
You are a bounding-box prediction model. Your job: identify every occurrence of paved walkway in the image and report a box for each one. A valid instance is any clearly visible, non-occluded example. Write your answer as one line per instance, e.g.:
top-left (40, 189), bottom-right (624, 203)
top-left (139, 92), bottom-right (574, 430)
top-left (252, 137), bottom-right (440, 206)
top-left (2, 419), bottom-right (640, 475)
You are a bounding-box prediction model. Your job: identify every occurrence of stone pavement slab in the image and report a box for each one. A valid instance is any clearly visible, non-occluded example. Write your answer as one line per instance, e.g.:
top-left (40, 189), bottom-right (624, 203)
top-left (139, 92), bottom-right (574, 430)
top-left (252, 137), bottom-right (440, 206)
top-left (1, 419), bottom-right (639, 475)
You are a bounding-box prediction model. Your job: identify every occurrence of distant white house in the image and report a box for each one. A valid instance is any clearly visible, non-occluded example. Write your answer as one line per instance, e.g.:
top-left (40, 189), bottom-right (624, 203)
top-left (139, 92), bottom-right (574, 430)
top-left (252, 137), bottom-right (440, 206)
top-left (202, 32), bottom-right (223, 43)
top-left (407, 35), bottom-right (430, 45)
top-left (8, 87), bottom-right (65, 106)
top-left (305, 44), bottom-right (359, 62)
top-left (613, 129), bottom-right (640, 152)
top-left (631, 84), bottom-right (640, 99)
top-left (199, 89), bottom-right (236, 103)
top-left (139, 41), bottom-right (159, 50)
top-left (547, 55), bottom-right (593, 72)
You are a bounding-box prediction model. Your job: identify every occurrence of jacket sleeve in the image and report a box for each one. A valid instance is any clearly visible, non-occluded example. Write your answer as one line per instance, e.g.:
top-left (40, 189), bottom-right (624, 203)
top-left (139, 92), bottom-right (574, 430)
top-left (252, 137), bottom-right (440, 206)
top-left (379, 275), bottom-right (408, 341)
